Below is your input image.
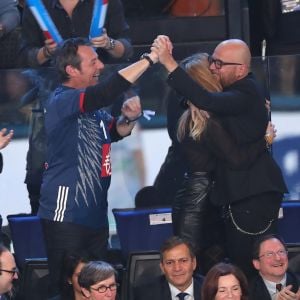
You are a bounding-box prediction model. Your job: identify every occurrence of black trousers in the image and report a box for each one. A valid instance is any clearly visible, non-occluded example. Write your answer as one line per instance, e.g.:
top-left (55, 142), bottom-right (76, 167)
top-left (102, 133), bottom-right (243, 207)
top-left (172, 173), bottom-right (226, 274)
top-left (41, 219), bottom-right (108, 298)
top-left (154, 145), bottom-right (186, 207)
top-left (223, 191), bottom-right (283, 279)
top-left (27, 182), bottom-right (41, 215)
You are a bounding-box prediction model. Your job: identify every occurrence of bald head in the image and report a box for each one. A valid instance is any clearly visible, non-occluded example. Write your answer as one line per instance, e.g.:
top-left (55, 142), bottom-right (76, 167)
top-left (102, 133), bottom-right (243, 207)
top-left (210, 39), bottom-right (251, 86)
top-left (215, 39), bottom-right (251, 68)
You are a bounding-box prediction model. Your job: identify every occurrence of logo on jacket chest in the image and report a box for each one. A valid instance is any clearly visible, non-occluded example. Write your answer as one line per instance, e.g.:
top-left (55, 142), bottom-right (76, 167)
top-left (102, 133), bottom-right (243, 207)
top-left (101, 143), bottom-right (111, 177)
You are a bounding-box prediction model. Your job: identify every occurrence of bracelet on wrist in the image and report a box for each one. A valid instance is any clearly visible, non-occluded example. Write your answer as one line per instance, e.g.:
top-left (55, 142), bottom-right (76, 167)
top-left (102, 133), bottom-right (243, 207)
top-left (140, 53), bottom-right (154, 67)
top-left (124, 113), bottom-right (142, 125)
top-left (105, 38), bottom-right (116, 50)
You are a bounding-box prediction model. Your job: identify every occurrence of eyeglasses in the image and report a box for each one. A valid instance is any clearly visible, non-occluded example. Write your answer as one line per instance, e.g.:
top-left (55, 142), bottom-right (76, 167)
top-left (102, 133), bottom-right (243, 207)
top-left (0, 267), bottom-right (19, 277)
top-left (90, 283), bottom-right (119, 293)
top-left (258, 249), bottom-right (288, 259)
top-left (208, 55), bottom-right (243, 69)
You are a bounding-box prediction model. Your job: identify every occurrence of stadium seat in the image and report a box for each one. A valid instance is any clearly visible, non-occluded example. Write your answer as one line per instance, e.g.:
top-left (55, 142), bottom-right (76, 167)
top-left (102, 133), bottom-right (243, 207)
top-left (121, 251), bottom-right (161, 300)
top-left (19, 258), bottom-right (49, 300)
top-left (278, 201), bottom-right (300, 244)
top-left (7, 214), bottom-right (47, 268)
top-left (112, 207), bottom-right (173, 260)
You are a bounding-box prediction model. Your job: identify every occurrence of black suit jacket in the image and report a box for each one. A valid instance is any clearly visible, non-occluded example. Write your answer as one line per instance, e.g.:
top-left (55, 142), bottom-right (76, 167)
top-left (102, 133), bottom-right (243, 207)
top-left (133, 275), bottom-right (203, 300)
top-left (249, 272), bottom-right (300, 300)
top-left (168, 68), bottom-right (287, 205)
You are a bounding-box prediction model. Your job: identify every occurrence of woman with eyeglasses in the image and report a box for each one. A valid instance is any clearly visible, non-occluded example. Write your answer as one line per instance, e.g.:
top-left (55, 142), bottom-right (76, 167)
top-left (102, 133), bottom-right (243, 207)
top-left (202, 262), bottom-right (248, 300)
top-left (171, 52), bottom-right (274, 274)
top-left (78, 261), bottom-right (118, 300)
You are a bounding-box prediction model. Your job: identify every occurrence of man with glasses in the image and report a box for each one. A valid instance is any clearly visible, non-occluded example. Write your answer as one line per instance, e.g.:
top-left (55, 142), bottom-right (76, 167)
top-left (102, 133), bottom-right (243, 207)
top-left (0, 244), bottom-right (18, 299)
top-left (250, 234), bottom-right (300, 300)
top-left (152, 36), bottom-right (287, 279)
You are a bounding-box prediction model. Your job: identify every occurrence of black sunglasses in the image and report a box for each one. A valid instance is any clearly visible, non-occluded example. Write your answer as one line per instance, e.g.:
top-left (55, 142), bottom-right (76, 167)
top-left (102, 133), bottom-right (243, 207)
top-left (208, 55), bottom-right (242, 69)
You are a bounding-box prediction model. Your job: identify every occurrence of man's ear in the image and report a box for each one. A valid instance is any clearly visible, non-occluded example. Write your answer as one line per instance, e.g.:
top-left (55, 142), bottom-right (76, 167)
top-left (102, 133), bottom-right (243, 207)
top-left (65, 65), bottom-right (79, 78)
top-left (252, 259), bottom-right (260, 271)
top-left (192, 257), bottom-right (197, 271)
top-left (236, 64), bottom-right (247, 79)
top-left (160, 261), bottom-right (165, 274)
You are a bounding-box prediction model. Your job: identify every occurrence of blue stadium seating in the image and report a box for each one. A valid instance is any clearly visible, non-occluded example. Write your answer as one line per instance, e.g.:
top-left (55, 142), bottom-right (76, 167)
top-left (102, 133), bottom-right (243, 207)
top-left (7, 215), bottom-right (47, 268)
top-left (278, 201), bottom-right (300, 244)
top-left (5, 201), bottom-right (299, 269)
top-left (112, 207), bottom-right (173, 260)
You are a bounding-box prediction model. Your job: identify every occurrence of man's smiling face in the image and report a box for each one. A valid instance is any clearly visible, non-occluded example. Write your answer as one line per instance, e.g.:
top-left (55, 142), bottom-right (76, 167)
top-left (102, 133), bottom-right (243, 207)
top-left (253, 238), bottom-right (288, 282)
top-left (160, 243), bottom-right (196, 291)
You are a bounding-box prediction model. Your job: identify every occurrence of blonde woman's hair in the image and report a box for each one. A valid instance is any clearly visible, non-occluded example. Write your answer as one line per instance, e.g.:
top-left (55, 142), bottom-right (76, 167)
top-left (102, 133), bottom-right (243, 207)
top-left (177, 53), bottom-right (222, 141)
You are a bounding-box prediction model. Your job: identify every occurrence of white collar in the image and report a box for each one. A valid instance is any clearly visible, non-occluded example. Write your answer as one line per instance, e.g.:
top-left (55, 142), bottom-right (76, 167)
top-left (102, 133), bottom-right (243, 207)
top-left (261, 273), bottom-right (286, 299)
top-left (168, 279), bottom-right (194, 300)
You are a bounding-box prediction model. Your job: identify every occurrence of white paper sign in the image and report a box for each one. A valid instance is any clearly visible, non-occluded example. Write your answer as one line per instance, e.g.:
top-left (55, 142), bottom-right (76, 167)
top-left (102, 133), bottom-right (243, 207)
top-left (149, 213), bottom-right (172, 225)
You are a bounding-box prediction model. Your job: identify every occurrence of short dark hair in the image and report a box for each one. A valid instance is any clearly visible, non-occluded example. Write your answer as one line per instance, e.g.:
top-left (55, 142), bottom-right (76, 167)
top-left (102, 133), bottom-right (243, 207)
top-left (201, 262), bottom-right (248, 300)
top-left (60, 250), bottom-right (90, 297)
top-left (134, 186), bottom-right (160, 208)
top-left (78, 261), bottom-right (116, 290)
top-left (54, 37), bottom-right (91, 82)
top-left (160, 236), bottom-right (196, 262)
top-left (252, 234), bottom-right (287, 260)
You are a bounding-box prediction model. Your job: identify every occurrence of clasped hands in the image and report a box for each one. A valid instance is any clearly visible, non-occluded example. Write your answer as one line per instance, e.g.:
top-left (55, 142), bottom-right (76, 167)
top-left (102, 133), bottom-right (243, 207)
top-left (148, 35), bottom-right (178, 72)
top-left (275, 285), bottom-right (300, 300)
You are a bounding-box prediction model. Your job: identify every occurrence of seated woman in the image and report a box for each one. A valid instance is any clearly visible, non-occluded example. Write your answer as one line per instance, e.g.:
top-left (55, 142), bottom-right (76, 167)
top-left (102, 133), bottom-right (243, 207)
top-left (60, 251), bottom-right (90, 300)
top-left (201, 262), bottom-right (248, 300)
top-left (78, 261), bottom-right (118, 300)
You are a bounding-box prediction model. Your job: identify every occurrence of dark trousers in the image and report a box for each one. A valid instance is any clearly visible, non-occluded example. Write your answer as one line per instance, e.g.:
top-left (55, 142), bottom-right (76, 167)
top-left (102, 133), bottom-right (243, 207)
top-left (41, 219), bottom-right (109, 298)
top-left (224, 191), bottom-right (283, 279)
top-left (27, 182), bottom-right (41, 215)
top-left (172, 173), bottom-right (226, 274)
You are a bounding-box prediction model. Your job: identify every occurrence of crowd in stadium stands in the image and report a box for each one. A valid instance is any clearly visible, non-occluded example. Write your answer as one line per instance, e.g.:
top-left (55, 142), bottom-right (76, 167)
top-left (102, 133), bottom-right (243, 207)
top-left (0, 0), bottom-right (299, 299)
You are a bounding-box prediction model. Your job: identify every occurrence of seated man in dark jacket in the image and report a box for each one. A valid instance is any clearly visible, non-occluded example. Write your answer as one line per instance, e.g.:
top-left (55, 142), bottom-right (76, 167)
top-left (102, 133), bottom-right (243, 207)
top-left (134, 236), bottom-right (203, 300)
top-left (250, 234), bottom-right (300, 300)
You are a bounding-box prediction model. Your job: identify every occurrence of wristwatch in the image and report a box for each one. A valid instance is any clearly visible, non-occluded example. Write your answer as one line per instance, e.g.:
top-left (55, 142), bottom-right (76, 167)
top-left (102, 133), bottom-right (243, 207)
top-left (106, 38), bottom-right (116, 50)
top-left (140, 53), bottom-right (154, 67)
